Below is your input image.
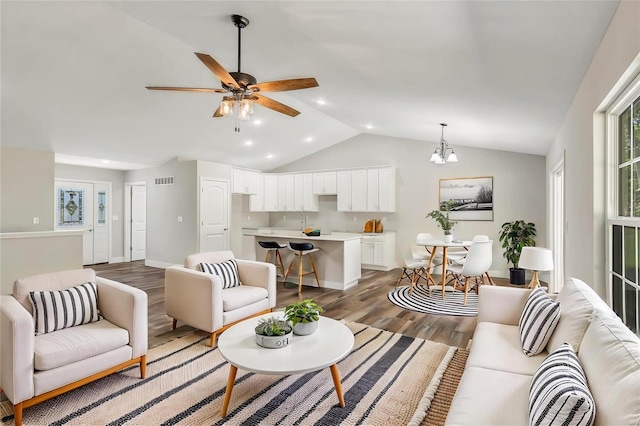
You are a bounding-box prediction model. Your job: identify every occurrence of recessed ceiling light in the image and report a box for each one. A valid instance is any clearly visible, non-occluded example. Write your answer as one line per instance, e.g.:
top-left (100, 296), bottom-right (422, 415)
top-left (102, 160), bottom-right (110, 164)
top-left (245, 140), bottom-right (253, 146)
top-left (316, 99), bottom-right (326, 105)
top-left (253, 119), bottom-right (262, 125)
top-left (266, 154), bottom-right (274, 159)
top-left (365, 124), bottom-right (374, 130)
top-left (305, 137), bottom-right (313, 142)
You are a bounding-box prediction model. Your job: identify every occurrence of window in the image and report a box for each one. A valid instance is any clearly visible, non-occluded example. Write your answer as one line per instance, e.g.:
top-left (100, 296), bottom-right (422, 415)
top-left (609, 84), bottom-right (640, 335)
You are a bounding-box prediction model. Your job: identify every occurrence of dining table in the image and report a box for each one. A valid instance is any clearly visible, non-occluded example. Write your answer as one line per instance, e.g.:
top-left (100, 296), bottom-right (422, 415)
top-left (419, 239), bottom-right (473, 299)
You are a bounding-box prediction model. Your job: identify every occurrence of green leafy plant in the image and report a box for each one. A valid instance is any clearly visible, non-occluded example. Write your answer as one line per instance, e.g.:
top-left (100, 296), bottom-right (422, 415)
top-left (426, 200), bottom-right (457, 235)
top-left (254, 317), bottom-right (292, 336)
top-left (498, 220), bottom-right (537, 269)
top-left (284, 299), bottom-right (324, 326)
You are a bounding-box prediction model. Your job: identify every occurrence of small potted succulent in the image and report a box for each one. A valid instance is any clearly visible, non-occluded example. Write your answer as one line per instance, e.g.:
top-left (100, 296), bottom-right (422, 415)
top-left (284, 299), bottom-right (324, 335)
top-left (426, 200), bottom-right (457, 242)
top-left (254, 317), bottom-right (293, 349)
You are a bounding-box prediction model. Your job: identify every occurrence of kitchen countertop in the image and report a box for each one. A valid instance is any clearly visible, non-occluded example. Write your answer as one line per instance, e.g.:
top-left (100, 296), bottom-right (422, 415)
top-left (244, 229), bottom-right (361, 242)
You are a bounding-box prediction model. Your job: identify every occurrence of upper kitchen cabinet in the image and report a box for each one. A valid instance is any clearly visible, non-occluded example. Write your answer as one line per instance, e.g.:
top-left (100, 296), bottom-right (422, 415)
top-left (312, 171), bottom-right (337, 195)
top-left (249, 174), bottom-right (278, 212)
top-left (277, 174), bottom-right (295, 211)
top-left (367, 167), bottom-right (396, 212)
top-left (232, 168), bottom-right (258, 194)
top-left (337, 169), bottom-right (367, 212)
top-left (294, 173), bottom-right (319, 212)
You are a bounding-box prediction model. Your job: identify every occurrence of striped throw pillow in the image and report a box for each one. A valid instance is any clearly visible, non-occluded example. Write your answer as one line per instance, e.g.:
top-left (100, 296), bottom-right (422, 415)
top-left (29, 281), bottom-right (101, 336)
top-left (529, 342), bottom-right (596, 426)
top-left (199, 259), bottom-right (242, 289)
top-left (519, 286), bottom-right (561, 356)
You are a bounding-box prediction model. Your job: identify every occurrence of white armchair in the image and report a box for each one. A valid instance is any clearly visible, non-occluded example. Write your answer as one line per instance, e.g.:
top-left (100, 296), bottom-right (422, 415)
top-left (164, 250), bottom-right (276, 347)
top-left (0, 269), bottom-right (148, 426)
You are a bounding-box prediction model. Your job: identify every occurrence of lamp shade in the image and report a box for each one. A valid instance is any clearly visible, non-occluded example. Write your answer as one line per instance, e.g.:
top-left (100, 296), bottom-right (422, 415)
top-left (518, 247), bottom-right (553, 271)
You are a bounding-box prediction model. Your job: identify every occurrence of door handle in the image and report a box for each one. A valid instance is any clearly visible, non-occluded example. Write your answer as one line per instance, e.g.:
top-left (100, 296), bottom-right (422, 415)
top-left (88, 229), bottom-right (93, 232)
top-left (224, 228), bottom-right (228, 231)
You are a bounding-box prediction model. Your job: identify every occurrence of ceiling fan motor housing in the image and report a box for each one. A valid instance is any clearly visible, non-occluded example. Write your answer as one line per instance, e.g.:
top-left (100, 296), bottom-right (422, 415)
top-left (223, 72), bottom-right (258, 90)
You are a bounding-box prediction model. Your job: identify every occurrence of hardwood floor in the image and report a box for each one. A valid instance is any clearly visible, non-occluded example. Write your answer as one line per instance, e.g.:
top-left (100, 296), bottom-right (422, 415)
top-left (90, 261), bottom-right (517, 349)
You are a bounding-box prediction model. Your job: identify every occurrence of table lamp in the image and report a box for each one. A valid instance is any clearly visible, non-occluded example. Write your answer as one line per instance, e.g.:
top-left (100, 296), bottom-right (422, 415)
top-left (518, 247), bottom-right (554, 289)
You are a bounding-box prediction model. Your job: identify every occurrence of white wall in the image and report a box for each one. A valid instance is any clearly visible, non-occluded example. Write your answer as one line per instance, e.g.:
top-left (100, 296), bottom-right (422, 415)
top-left (547, 0), bottom-right (639, 297)
top-left (268, 133), bottom-right (547, 277)
top-left (55, 164), bottom-right (126, 259)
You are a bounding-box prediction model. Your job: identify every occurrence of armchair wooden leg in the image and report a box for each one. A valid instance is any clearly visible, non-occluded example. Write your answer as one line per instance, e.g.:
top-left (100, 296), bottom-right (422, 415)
top-left (210, 331), bottom-right (217, 348)
top-left (14, 402), bottom-right (23, 426)
top-left (140, 355), bottom-right (147, 379)
top-left (172, 318), bottom-right (177, 330)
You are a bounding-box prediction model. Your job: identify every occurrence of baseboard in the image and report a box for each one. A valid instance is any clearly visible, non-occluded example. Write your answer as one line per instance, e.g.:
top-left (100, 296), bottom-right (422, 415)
top-left (144, 259), bottom-right (179, 269)
top-left (109, 257), bottom-right (125, 264)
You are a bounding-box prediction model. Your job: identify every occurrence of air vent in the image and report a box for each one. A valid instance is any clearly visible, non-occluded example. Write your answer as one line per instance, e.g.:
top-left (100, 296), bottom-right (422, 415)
top-left (154, 176), bottom-right (174, 186)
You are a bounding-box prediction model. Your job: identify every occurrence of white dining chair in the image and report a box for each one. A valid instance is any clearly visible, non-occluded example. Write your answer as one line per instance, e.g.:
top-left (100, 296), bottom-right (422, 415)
top-left (446, 240), bottom-right (493, 305)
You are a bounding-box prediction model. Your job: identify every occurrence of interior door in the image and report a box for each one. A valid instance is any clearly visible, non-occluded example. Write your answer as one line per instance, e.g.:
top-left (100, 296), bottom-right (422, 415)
top-left (131, 184), bottom-right (147, 261)
top-left (200, 179), bottom-right (229, 252)
top-left (55, 181), bottom-right (94, 265)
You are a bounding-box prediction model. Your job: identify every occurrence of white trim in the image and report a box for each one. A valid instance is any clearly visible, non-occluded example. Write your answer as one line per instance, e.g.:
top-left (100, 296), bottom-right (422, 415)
top-left (124, 181), bottom-right (146, 262)
top-left (548, 155), bottom-right (565, 293)
top-left (0, 230), bottom-right (83, 239)
top-left (144, 259), bottom-right (178, 269)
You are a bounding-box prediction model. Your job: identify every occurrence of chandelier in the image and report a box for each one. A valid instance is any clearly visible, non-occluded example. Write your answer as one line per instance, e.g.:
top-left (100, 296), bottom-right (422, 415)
top-left (429, 123), bottom-right (458, 165)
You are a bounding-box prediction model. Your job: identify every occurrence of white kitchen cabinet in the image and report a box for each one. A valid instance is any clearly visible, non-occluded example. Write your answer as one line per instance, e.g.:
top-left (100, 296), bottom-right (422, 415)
top-left (312, 171), bottom-right (337, 195)
top-left (294, 173), bottom-right (318, 212)
top-left (367, 167), bottom-right (396, 212)
top-left (337, 169), bottom-right (367, 212)
top-left (232, 168), bottom-right (258, 194)
top-left (361, 231), bottom-right (396, 271)
top-left (277, 174), bottom-right (295, 211)
top-left (263, 175), bottom-right (278, 211)
top-left (249, 174), bottom-right (265, 211)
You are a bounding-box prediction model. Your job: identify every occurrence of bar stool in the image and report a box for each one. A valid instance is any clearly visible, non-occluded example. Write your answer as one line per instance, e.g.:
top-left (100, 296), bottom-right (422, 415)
top-left (258, 241), bottom-right (287, 277)
top-left (284, 242), bottom-right (321, 293)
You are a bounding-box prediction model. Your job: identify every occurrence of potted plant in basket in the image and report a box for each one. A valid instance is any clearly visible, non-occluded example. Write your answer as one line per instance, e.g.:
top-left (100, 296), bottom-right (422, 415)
top-left (426, 200), bottom-right (457, 242)
top-left (498, 220), bottom-right (537, 285)
top-left (254, 317), bottom-right (293, 349)
top-left (284, 299), bottom-right (324, 335)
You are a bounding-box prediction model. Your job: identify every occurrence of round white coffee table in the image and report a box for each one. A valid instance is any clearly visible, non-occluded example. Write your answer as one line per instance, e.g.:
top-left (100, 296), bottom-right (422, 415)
top-left (217, 313), bottom-right (355, 417)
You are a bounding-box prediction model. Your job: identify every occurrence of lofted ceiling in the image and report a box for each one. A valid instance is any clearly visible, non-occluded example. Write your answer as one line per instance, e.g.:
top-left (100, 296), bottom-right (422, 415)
top-left (1, 1), bottom-right (619, 171)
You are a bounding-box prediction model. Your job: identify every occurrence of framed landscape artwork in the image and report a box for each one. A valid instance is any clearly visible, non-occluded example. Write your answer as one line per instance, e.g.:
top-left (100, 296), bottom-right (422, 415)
top-left (438, 176), bottom-right (493, 221)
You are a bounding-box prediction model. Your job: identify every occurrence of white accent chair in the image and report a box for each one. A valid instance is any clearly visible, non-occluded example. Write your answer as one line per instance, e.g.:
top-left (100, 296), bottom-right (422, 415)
top-left (397, 245), bottom-right (444, 294)
top-left (447, 240), bottom-right (493, 305)
top-left (0, 269), bottom-right (148, 426)
top-left (164, 251), bottom-right (276, 347)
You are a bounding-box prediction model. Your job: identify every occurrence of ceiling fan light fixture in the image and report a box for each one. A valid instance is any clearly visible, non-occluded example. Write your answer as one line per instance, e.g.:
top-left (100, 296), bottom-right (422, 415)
top-left (240, 98), bottom-right (254, 114)
top-left (220, 97), bottom-right (234, 115)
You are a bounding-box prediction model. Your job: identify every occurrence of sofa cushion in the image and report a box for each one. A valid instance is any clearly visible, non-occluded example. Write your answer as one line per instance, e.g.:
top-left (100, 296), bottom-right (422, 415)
top-left (547, 277), bottom-right (611, 354)
top-left (222, 285), bottom-right (269, 311)
top-left (519, 286), bottom-right (561, 356)
top-left (29, 282), bottom-right (101, 335)
top-left (468, 322), bottom-right (548, 375)
top-left (33, 319), bottom-right (129, 371)
top-left (199, 259), bottom-right (242, 289)
top-left (445, 366), bottom-right (531, 425)
top-left (578, 314), bottom-right (640, 426)
top-left (529, 343), bottom-right (595, 426)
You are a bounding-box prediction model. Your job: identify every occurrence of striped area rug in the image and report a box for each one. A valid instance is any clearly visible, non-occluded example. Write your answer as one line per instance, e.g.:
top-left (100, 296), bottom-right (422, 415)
top-left (388, 285), bottom-right (479, 316)
top-left (1, 323), bottom-right (458, 426)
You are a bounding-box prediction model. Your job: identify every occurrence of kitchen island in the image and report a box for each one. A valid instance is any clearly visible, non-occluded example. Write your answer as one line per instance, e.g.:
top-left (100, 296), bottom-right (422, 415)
top-left (242, 229), bottom-right (362, 290)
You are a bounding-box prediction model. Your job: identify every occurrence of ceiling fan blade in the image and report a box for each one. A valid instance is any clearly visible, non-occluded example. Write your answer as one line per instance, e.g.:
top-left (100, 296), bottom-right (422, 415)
top-left (146, 86), bottom-right (227, 93)
top-left (252, 94), bottom-right (300, 117)
top-left (213, 105), bottom-right (223, 118)
top-left (194, 52), bottom-right (240, 89)
top-left (249, 78), bottom-right (318, 93)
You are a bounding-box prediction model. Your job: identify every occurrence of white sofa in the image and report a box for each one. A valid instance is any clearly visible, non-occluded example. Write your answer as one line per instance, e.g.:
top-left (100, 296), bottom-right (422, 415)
top-left (164, 250), bottom-right (277, 347)
top-left (0, 269), bottom-right (148, 426)
top-left (446, 278), bottom-right (640, 425)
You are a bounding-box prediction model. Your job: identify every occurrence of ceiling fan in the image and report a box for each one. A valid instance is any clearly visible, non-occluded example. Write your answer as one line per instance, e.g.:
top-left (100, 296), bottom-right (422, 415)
top-left (146, 14), bottom-right (319, 132)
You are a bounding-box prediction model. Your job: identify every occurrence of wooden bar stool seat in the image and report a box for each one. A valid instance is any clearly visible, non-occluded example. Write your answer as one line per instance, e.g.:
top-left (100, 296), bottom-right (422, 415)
top-left (284, 242), bottom-right (321, 294)
top-left (258, 241), bottom-right (287, 277)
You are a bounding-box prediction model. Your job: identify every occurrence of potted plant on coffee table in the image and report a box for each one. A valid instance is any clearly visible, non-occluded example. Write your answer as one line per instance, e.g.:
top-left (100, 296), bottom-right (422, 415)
top-left (284, 299), bottom-right (324, 335)
top-left (426, 200), bottom-right (457, 242)
top-left (498, 220), bottom-right (537, 285)
top-left (254, 317), bottom-right (293, 349)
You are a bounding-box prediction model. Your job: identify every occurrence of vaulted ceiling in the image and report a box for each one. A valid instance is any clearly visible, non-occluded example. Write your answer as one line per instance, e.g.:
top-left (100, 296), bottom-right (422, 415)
top-left (1, 1), bottom-right (619, 170)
